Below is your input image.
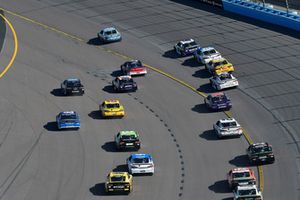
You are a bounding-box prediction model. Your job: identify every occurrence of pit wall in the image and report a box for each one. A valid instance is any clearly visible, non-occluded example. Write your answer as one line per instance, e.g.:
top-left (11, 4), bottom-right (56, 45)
top-left (222, 0), bottom-right (300, 31)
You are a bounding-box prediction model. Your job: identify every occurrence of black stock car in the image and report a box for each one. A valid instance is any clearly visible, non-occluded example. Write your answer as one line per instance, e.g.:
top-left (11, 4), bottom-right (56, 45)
top-left (247, 142), bottom-right (275, 164)
top-left (112, 76), bottom-right (137, 92)
top-left (61, 78), bottom-right (84, 96)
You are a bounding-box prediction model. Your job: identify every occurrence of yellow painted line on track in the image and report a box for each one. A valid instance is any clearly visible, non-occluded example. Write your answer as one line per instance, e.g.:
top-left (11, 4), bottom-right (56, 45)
top-left (0, 12), bottom-right (18, 78)
top-left (0, 7), bottom-right (264, 192)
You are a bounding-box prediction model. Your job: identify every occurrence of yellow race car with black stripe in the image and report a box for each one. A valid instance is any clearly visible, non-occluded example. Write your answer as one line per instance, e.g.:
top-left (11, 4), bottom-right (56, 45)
top-left (99, 100), bottom-right (125, 118)
top-left (205, 57), bottom-right (235, 75)
top-left (105, 172), bottom-right (133, 194)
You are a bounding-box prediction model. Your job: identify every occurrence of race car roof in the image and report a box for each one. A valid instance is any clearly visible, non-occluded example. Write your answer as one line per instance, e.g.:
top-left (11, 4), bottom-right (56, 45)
top-left (66, 78), bottom-right (80, 82)
top-left (219, 118), bottom-right (237, 123)
top-left (102, 27), bottom-right (118, 32)
top-left (131, 153), bottom-right (152, 159)
top-left (179, 39), bottom-right (195, 44)
top-left (104, 99), bottom-right (120, 104)
top-left (119, 130), bottom-right (138, 136)
top-left (61, 111), bottom-right (77, 115)
top-left (252, 142), bottom-right (269, 147)
top-left (211, 92), bottom-right (225, 97)
top-left (199, 46), bottom-right (215, 51)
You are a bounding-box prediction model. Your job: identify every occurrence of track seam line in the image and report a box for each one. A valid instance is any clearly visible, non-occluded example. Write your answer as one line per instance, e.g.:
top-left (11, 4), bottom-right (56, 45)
top-left (0, 7), bottom-right (264, 192)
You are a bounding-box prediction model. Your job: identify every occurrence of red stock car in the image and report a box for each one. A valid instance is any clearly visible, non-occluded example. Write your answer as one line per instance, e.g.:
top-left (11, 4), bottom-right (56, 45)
top-left (120, 60), bottom-right (147, 76)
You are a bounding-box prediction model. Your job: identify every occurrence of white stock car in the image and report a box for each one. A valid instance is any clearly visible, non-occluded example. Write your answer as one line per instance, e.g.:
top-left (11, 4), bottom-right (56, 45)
top-left (213, 118), bottom-right (242, 138)
top-left (209, 73), bottom-right (239, 90)
top-left (193, 46), bottom-right (222, 64)
top-left (127, 154), bottom-right (154, 175)
top-left (233, 185), bottom-right (263, 200)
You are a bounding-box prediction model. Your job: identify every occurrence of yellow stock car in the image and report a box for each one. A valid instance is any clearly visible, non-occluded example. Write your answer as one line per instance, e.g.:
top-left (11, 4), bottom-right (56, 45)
top-left (99, 100), bottom-right (125, 118)
top-left (105, 172), bottom-right (133, 194)
top-left (206, 58), bottom-right (235, 75)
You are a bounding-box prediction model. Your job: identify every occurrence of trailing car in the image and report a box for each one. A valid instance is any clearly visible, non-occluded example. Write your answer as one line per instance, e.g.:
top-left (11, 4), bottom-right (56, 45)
top-left (115, 131), bottom-right (141, 150)
top-left (99, 100), bottom-right (125, 118)
top-left (210, 72), bottom-right (239, 90)
top-left (227, 167), bottom-right (256, 190)
top-left (204, 92), bottom-right (232, 111)
top-left (112, 75), bottom-right (137, 92)
top-left (193, 46), bottom-right (222, 64)
top-left (173, 39), bottom-right (199, 56)
top-left (247, 142), bottom-right (275, 164)
top-left (120, 60), bottom-right (147, 76)
top-left (205, 57), bottom-right (234, 75)
top-left (97, 27), bottom-right (121, 43)
top-left (105, 172), bottom-right (133, 194)
top-left (213, 118), bottom-right (242, 138)
top-left (61, 78), bottom-right (84, 95)
top-left (56, 111), bottom-right (80, 130)
top-left (127, 154), bottom-right (154, 175)
top-left (233, 185), bottom-right (263, 200)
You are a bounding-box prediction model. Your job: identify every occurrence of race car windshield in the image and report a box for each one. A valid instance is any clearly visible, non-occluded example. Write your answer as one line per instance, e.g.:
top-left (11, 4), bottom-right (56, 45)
top-left (252, 146), bottom-right (272, 153)
top-left (204, 49), bottom-right (216, 55)
top-left (212, 96), bottom-right (227, 102)
top-left (133, 158), bottom-right (150, 164)
top-left (106, 103), bottom-right (120, 108)
top-left (239, 189), bottom-right (257, 196)
top-left (111, 176), bottom-right (125, 182)
top-left (233, 172), bottom-right (250, 178)
top-left (121, 135), bottom-right (137, 140)
top-left (183, 41), bottom-right (197, 48)
top-left (121, 79), bottom-right (134, 83)
top-left (61, 114), bottom-right (77, 120)
top-left (105, 30), bottom-right (117, 35)
top-left (129, 61), bottom-right (142, 68)
top-left (222, 60), bottom-right (228, 65)
top-left (67, 81), bottom-right (81, 87)
top-left (222, 121), bottom-right (237, 127)
top-left (219, 74), bottom-right (231, 80)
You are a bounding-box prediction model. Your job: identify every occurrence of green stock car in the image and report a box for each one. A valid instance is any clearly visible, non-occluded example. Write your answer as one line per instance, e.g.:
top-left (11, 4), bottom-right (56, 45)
top-left (115, 131), bottom-right (141, 151)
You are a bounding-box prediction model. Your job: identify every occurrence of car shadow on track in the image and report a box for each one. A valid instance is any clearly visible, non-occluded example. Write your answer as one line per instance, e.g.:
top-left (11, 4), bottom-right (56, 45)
top-left (101, 141), bottom-right (118, 152)
top-left (198, 83), bottom-right (215, 93)
top-left (199, 130), bottom-right (219, 141)
top-left (229, 155), bottom-right (250, 167)
top-left (88, 110), bottom-right (103, 120)
top-left (43, 122), bottom-right (59, 132)
top-left (113, 164), bottom-right (128, 172)
top-left (111, 70), bottom-right (123, 77)
top-left (87, 37), bottom-right (103, 46)
top-left (50, 88), bottom-right (65, 97)
top-left (162, 49), bottom-right (180, 59)
top-left (193, 68), bottom-right (211, 79)
top-left (209, 180), bottom-right (231, 193)
top-left (102, 85), bottom-right (116, 94)
top-left (182, 57), bottom-right (199, 68)
top-left (191, 104), bottom-right (211, 113)
top-left (89, 183), bottom-right (106, 196)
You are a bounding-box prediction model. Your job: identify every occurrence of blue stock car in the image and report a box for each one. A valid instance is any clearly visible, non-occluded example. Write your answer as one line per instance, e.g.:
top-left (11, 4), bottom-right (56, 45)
top-left (204, 92), bottom-right (232, 111)
top-left (56, 111), bottom-right (80, 130)
top-left (97, 27), bottom-right (122, 43)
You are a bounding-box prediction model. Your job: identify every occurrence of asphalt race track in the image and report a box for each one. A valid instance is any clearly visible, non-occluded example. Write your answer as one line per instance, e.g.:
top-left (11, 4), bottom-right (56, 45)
top-left (0, 0), bottom-right (299, 200)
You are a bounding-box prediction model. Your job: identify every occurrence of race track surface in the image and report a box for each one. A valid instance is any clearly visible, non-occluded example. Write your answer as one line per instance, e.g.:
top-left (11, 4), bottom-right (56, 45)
top-left (0, 0), bottom-right (299, 200)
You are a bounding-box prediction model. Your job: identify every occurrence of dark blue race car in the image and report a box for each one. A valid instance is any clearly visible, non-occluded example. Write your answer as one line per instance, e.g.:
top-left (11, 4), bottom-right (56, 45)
top-left (204, 92), bottom-right (232, 111)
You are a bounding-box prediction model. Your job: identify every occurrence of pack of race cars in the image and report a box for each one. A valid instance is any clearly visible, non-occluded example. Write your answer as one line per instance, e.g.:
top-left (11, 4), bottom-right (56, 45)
top-left (53, 30), bottom-right (274, 197)
top-left (174, 38), bottom-right (276, 199)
